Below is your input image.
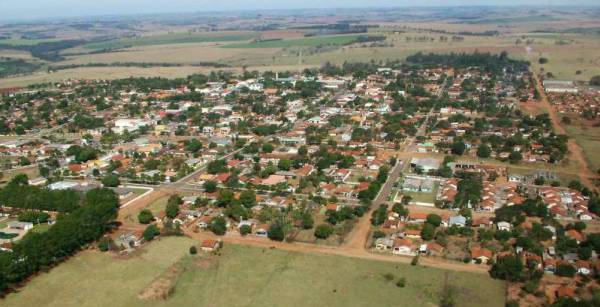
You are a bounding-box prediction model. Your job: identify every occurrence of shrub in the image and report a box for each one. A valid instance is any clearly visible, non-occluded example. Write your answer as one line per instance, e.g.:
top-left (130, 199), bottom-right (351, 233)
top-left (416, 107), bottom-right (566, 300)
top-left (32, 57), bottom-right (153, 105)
top-left (314, 224), bottom-right (334, 239)
top-left (137, 209), bottom-right (154, 224)
top-left (411, 255), bottom-right (419, 266)
top-left (143, 224), bottom-right (160, 241)
top-left (396, 277), bottom-right (406, 288)
top-left (97, 237), bottom-right (112, 252)
top-left (383, 273), bottom-right (395, 281)
top-left (189, 246), bottom-right (197, 255)
top-left (18, 211), bottom-right (50, 224)
top-left (240, 224), bottom-right (252, 236)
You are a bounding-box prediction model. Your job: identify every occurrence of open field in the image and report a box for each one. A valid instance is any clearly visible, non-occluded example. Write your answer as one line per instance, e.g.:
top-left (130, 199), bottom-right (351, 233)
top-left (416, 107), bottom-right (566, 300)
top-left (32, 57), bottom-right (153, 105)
top-left (0, 66), bottom-right (229, 88)
top-left (222, 34), bottom-right (373, 49)
top-left (565, 123), bottom-right (600, 173)
top-left (3, 237), bottom-right (506, 307)
top-left (82, 32), bottom-right (256, 50)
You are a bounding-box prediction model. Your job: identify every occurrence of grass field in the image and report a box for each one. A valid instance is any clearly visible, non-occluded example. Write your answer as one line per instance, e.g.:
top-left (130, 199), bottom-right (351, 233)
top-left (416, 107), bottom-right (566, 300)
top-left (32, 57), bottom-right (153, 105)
top-left (82, 33), bottom-right (256, 50)
top-left (222, 34), bottom-right (373, 49)
top-left (565, 123), bottom-right (600, 173)
top-left (3, 237), bottom-right (506, 307)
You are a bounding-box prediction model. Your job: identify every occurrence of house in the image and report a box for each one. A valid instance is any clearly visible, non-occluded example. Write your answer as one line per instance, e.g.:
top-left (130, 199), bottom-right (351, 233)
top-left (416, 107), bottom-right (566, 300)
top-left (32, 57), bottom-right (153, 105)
top-left (201, 239), bottom-right (220, 252)
top-left (576, 260), bottom-right (591, 275)
top-left (427, 242), bottom-right (444, 256)
top-left (392, 238), bottom-right (415, 256)
top-left (410, 157), bottom-right (440, 172)
top-left (449, 216), bottom-right (467, 228)
top-left (470, 246), bottom-right (493, 264)
top-left (8, 221), bottom-right (33, 231)
top-left (261, 175), bottom-right (286, 186)
top-left (407, 212), bottom-right (428, 224)
top-left (375, 238), bottom-right (394, 250)
top-left (566, 229), bottom-right (584, 243)
top-left (497, 221), bottom-right (512, 232)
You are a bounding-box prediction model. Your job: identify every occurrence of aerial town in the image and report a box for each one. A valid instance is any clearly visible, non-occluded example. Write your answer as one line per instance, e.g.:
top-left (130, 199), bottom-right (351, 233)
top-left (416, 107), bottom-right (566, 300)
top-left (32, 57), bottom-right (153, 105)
top-left (0, 2), bottom-right (600, 307)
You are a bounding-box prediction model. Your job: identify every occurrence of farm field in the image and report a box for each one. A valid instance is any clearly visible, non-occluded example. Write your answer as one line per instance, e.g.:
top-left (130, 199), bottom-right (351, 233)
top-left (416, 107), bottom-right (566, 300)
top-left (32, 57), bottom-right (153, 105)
top-left (0, 38), bottom-right (61, 46)
top-left (82, 32), bottom-right (256, 50)
top-left (222, 34), bottom-right (374, 49)
top-left (3, 237), bottom-right (506, 307)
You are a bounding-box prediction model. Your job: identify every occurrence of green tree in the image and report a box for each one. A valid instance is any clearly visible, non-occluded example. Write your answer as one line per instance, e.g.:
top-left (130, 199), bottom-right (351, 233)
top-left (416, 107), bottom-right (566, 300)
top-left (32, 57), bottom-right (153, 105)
top-left (138, 209), bottom-right (154, 224)
top-left (490, 255), bottom-right (524, 282)
top-left (239, 190), bottom-right (257, 208)
top-left (101, 174), bottom-right (120, 187)
top-left (240, 224), bottom-right (252, 236)
top-left (314, 224), bottom-right (334, 239)
top-left (203, 180), bottom-right (218, 193)
top-left (476, 144), bottom-right (491, 158)
top-left (421, 223), bottom-right (436, 240)
top-left (426, 214), bottom-right (442, 227)
top-left (143, 224), bottom-right (160, 241)
top-left (268, 221), bottom-right (285, 241)
top-left (210, 217), bottom-right (227, 235)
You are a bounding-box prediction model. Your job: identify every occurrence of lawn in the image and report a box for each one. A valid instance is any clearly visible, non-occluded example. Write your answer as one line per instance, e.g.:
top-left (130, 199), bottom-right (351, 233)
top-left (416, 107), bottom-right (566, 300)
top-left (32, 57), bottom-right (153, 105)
top-left (3, 237), bottom-right (506, 307)
top-left (222, 34), bottom-right (374, 49)
top-left (82, 33), bottom-right (256, 50)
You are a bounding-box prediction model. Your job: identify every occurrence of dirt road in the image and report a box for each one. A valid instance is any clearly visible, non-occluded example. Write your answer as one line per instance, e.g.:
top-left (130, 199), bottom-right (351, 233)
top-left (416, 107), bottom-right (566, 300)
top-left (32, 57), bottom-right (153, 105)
top-left (184, 228), bottom-right (490, 274)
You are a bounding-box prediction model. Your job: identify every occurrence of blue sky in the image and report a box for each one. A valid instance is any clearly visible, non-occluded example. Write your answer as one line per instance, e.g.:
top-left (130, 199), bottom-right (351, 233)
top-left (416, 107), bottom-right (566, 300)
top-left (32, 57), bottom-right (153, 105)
top-left (1, 0), bottom-right (598, 21)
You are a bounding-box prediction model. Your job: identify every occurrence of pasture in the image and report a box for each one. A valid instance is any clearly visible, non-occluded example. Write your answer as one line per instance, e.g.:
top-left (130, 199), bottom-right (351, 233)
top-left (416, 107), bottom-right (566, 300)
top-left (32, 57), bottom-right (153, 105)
top-left (3, 237), bottom-right (506, 307)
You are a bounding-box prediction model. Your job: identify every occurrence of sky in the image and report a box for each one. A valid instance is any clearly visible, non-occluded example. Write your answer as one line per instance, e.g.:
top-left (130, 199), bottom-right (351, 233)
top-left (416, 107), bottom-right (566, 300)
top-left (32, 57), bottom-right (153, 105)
top-left (1, 0), bottom-right (599, 21)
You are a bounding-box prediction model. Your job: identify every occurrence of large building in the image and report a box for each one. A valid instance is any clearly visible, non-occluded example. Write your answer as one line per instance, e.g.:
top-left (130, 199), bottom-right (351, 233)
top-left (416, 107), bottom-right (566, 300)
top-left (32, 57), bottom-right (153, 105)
top-left (543, 80), bottom-right (578, 94)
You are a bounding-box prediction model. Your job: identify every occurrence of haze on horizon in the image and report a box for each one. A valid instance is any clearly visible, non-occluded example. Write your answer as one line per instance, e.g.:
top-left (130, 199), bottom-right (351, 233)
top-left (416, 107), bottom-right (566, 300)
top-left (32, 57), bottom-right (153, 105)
top-left (1, 0), bottom-right (599, 22)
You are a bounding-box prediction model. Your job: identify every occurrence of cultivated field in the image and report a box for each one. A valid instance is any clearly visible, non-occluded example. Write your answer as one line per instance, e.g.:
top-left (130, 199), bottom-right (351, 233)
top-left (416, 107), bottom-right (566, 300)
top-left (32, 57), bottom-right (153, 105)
top-left (3, 237), bottom-right (506, 307)
top-left (82, 32), bottom-right (256, 50)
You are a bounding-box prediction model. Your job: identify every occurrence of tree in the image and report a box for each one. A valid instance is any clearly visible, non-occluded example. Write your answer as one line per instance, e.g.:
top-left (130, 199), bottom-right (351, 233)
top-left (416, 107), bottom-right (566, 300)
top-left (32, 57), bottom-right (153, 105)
top-left (138, 209), bottom-right (154, 224)
top-left (590, 75), bottom-right (600, 86)
top-left (476, 144), bottom-right (491, 158)
top-left (165, 200), bottom-right (180, 219)
top-left (239, 190), bottom-right (257, 208)
top-left (555, 264), bottom-right (576, 277)
top-left (509, 151), bottom-right (522, 164)
top-left (451, 140), bottom-right (466, 155)
top-left (538, 57), bottom-right (548, 64)
top-left (210, 217), bottom-right (227, 235)
top-left (262, 143), bottom-right (274, 153)
top-left (143, 224), bottom-right (160, 241)
top-left (490, 255), bottom-right (524, 282)
top-left (189, 246), bottom-right (198, 255)
top-left (314, 224), bottom-right (334, 239)
top-left (203, 180), bottom-right (218, 193)
top-left (10, 173), bottom-right (29, 186)
top-left (240, 224), bottom-right (252, 236)
top-left (421, 223), bottom-right (436, 241)
top-left (300, 212), bottom-right (314, 229)
top-left (426, 214), bottom-right (442, 227)
top-left (101, 174), bottom-right (120, 187)
top-left (268, 222), bottom-right (285, 241)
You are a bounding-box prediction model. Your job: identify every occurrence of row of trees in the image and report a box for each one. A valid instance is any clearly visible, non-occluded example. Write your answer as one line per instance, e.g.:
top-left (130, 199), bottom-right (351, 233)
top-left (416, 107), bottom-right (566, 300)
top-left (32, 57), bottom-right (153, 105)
top-left (0, 188), bottom-right (120, 293)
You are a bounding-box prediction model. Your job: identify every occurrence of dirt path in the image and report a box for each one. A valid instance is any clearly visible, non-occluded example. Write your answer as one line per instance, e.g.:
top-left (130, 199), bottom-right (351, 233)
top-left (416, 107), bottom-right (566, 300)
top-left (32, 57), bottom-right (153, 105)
top-left (184, 228), bottom-right (490, 274)
top-left (534, 77), bottom-right (597, 190)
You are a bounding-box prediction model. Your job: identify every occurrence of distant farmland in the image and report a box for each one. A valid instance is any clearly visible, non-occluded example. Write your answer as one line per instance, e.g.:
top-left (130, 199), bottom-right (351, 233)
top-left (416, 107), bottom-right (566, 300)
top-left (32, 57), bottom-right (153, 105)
top-left (0, 38), bottom-right (61, 46)
top-left (222, 34), bottom-right (384, 49)
top-left (82, 33), bottom-right (257, 50)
